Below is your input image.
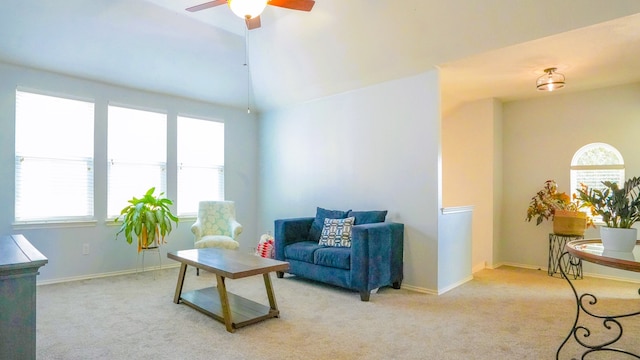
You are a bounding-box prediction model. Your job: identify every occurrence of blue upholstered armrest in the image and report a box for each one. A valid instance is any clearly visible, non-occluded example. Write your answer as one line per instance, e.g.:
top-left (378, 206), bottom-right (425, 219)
top-left (274, 217), bottom-right (314, 261)
top-left (350, 222), bottom-right (404, 291)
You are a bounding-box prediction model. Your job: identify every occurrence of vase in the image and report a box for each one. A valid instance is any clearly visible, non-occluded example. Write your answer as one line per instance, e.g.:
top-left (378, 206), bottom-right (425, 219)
top-left (600, 226), bottom-right (637, 252)
top-left (553, 210), bottom-right (587, 236)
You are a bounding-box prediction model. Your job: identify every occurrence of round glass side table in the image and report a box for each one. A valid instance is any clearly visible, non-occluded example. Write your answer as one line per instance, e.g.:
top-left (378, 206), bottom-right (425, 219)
top-left (556, 239), bottom-right (640, 359)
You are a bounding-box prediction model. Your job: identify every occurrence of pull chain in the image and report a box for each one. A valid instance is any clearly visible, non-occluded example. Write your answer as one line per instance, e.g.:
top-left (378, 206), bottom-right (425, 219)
top-left (244, 27), bottom-right (251, 114)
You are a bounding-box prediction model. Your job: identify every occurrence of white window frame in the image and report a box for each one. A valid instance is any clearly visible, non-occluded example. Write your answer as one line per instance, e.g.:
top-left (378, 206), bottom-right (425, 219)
top-left (14, 89), bottom-right (95, 224)
top-left (570, 142), bottom-right (625, 223)
top-left (177, 115), bottom-right (225, 216)
top-left (107, 104), bottom-right (167, 219)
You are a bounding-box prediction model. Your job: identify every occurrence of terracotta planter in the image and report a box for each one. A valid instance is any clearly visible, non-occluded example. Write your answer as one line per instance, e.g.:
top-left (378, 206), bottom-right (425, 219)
top-left (138, 225), bottom-right (160, 253)
top-left (553, 210), bottom-right (587, 236)
top-left (600, 227), bottom-right (637, 252)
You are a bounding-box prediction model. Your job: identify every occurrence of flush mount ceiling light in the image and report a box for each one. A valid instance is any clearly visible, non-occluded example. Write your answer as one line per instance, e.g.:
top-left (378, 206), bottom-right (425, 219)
top-left (536, 67), bottom-right (565, 91)
top-left (228, 0), bottom-right (268, 20)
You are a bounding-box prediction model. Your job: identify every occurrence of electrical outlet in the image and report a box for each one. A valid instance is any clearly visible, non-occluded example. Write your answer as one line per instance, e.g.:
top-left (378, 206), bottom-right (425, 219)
top-left (82, 243), bottom-right (89, 255)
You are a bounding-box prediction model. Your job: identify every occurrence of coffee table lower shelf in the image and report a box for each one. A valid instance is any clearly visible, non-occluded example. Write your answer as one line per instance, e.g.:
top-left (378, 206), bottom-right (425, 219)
top-left (179, 287), bottom-right (279, 330)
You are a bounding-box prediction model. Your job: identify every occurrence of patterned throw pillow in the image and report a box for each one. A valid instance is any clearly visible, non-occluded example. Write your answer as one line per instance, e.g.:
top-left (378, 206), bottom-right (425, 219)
top-left (308, 207), bottom-right (350, 242)
top-left (318, 217), bottom-right (355, 247)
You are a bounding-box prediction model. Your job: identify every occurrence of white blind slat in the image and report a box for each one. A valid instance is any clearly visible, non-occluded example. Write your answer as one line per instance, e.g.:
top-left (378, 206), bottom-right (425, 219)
top-left (177, 116), bottom-right (225, 215)
top-left (570, 143), bottom-right (625, 224)
top-left (15, 90), bottom-right (94, 222)
top-left (107, 105), bottom-right (167, 218)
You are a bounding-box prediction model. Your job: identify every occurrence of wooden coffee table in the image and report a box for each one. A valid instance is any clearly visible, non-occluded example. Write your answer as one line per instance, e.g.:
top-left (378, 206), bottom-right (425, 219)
top-left (167, 248), bottom-right (289, 333)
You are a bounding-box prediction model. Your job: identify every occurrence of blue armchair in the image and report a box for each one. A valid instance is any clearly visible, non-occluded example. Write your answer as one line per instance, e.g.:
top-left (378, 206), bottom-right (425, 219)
top-left (274, 209), bottom-right (404, 301)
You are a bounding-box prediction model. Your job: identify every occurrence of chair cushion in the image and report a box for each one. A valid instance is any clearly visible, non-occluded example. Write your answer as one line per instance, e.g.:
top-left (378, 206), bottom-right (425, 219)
top-left (319, 217), bottom-right (355, 247)
top-left (347, 210), bottom-right (388, 225)
top-left (314, 247), bottom-right (351, 270)
top-left (284, 241), bottom-right (322, 263)
top-left (308, 207), bottom-right (350, 242)
top-left (195, 235), bottom-right (239, 250)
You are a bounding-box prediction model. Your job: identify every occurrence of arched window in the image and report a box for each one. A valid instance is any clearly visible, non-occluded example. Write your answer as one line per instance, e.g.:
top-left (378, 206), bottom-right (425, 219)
top-left (570, 143), bottom-right (625, 200)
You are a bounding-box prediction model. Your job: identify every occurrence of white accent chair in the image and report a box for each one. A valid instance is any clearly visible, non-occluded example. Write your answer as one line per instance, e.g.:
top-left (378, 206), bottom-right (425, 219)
top-left (191, 201), bottom-right (243, 274)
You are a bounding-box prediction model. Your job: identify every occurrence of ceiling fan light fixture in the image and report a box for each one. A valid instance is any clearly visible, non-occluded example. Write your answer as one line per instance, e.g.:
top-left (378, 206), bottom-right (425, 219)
top-left (228, 0), bottom-right (268, 20)
top-left (536, 67), bottom-right (565, 91)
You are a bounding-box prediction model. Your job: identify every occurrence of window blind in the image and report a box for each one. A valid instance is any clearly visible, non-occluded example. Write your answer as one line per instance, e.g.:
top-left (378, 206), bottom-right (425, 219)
top-left (177, 116), bottom-right (225, 215)
top-left (570, 143), bottom-right (625, 224)
top-left (570, 143), bottom-right (625, 196)
top-left (15, 90), bottom-right (95, 222)
top-left (107, 105), bottom-right (167, 218)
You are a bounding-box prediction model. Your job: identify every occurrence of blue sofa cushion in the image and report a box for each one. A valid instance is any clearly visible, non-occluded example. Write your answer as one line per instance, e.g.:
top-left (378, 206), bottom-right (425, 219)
top-left (347, 210), bottom-right (388, 225)
top-left (284, 241), bottom-right (322, 263)
top-left (314, 247), bottom-right (351, 270)
top-left (308, 207), bottom-right (349, 242)
top-left (319, 217), bottom-right (355, 247)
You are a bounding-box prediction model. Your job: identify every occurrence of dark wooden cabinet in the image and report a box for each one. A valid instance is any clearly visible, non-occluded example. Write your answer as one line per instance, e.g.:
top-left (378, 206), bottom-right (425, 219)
top-left (0, 234), bottom-right (48, 360)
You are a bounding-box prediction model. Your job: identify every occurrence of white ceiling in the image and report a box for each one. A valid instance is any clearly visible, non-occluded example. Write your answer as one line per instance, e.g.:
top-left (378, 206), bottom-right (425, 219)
top-left (1, 1), bottom-right (639, 114)
top-left (440, 13), bottom-right (640, 115)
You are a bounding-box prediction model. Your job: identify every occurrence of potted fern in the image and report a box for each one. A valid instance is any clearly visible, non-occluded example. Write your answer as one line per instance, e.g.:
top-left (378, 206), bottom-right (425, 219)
top-left (576, 177), bottom-right (640, 252)
top-left (115, 187), bottom-right (179, 252)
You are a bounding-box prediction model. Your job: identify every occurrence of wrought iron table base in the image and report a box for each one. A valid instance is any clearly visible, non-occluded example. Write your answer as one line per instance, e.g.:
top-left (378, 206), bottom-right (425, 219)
top-left (556, 251), bottom-right (640, 359)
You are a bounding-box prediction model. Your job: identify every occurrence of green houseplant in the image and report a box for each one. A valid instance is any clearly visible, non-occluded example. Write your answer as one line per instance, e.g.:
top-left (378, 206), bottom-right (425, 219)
top-left (526, 180), bottom-right (593, 235)
top-left (576, 177), bottom-right (640, 228)
top-left (115, 187), bottom-right (179, 252)
top-left (575, 177), bottom-right (640, 251)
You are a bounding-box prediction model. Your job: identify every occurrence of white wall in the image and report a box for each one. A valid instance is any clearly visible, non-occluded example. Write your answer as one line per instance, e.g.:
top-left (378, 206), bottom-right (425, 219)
top-left (258, 71), bottom-right (442, 291)
top-left (0, 62), bottom-right (259, 283)
top-left (438, 207), bottom-right (473, 293)
top-left (442, 98), bottom-right (502, 271)
top-left (502, 82), bottom-right (640, 280)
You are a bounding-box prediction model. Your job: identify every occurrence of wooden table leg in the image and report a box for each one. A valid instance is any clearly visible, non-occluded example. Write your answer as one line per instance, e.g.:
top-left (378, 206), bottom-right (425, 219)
top-left (216, 274), bottom-right (234, 333)
top-left (263, 272), bottom-right (278, 313)
top-left (173, 263), bottom-right (187, 304)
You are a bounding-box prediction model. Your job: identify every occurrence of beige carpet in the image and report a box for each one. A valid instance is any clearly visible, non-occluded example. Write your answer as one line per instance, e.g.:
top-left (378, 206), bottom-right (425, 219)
top-left (36, 266), bottom-right (640, 359)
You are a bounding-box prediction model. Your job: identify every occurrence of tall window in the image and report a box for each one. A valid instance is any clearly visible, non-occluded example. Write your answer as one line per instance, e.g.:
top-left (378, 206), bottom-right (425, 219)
top-left (107, 105), bottom-right (167, 218)
top-left (570, 142), bottom-right (625, 200)
top-left (15, 90), bottom-right (95, 222)
top-left (177, 116), bottom-right (224, 215)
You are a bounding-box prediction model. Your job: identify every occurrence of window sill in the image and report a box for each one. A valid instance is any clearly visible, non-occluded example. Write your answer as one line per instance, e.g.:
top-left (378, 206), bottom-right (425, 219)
top-left (106, 215), bottom-right (195, 226)
top-left (13, 219), bottom-right (98, 230)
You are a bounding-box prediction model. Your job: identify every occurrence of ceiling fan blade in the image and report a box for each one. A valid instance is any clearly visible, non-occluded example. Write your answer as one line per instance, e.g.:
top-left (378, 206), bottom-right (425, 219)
top-left (268, 0), bottom-right (315, 11)
top-left (186, 0), bottom-right (228, 12)
top-left (246, 16), bottom-right (262, 30)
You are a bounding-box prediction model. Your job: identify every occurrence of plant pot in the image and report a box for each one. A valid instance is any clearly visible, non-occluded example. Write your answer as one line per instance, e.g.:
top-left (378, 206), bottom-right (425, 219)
top-left (600, 227), bottom-right (637, 252)
top-left (138, 225), bottom-right (160, 253)
top-left (553, 210), bottom-right (587, 236)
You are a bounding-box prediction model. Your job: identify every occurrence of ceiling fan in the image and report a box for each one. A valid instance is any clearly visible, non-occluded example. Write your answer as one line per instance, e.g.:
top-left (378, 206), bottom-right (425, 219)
top-left (186, 0), bottom-right (315, 30)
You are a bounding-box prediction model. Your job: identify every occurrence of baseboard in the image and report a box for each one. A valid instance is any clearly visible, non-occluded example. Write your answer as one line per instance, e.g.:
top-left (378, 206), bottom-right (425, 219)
top-left (498, 261), bottom-right (541, 271)
top-left (401, 275), bottom-right (474, 296)
top-left (472, 261), bottom-right (486, 273)
top-left (400, 283), bottom-right (438, 295)
top-left (437, 275), bottom-right (474, 295)
top-left (37, 263), bottom-right (181, 286)
top-left (497, 262), bottom-right (640, 284)
top-left (580, 271), bottom-right (640, 284)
